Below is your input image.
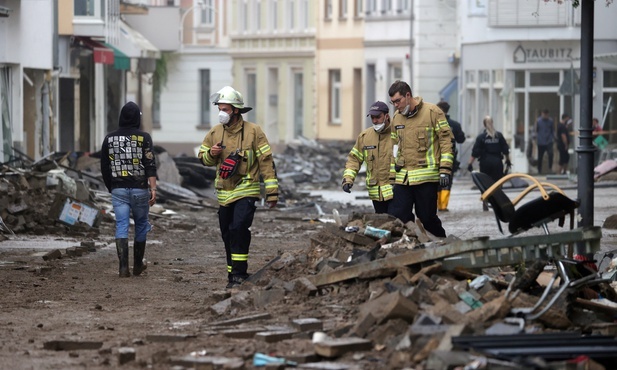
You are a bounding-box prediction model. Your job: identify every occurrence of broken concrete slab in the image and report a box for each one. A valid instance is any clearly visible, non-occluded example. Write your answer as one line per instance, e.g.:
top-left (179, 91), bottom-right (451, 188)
top-left (313, 337), bottom-right (372, 358)
top-left (253, 288), bottom-right (285, 309)
top-left (358, 291), bottom-right (418, 325)
top-left (43, 340), bottom-right (103, 351)
top-left (145, 334), bottom-right (197, 342)
top-left (117, 347), bottom-right (136, 365)
top-left (209, 312), bottom-right (272, 327)
top-left (219, 327), bottom-right (266, 339)
top-left (291, 318), bottom-right (323, 332)
top-left (255, 330), bottom-right (297, 343)
top-left (42, 249), bottom-right (62, 261)
top-left (168, 355), bottom-right (244, 369)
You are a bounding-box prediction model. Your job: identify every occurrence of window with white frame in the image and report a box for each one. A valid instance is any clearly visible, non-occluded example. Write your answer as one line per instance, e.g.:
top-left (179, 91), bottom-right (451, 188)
top-left (256, 0), bottom-right (262, 32)
top-left (381, 0), bottom-right (392, 14)
top-left (354, 0), bottom-right (363, 17)
top-left (240, 0), bottom-right (249, 33)
top-left (287, 0), bottom-right (295, 31)
top-left (340, 0), bottom-right (348, 19)
top-left (200, 69), bottom-right (211, 126)
top-left (300, 0), bottom-right (309, 30)
top-left (200, 0), bottom-right (215, 26)
top-left (388, 63), bottom-right (402, 83)
top-left (366, 0), bottom-right (376, 15)
top-left (325, 0), bottom-right (333, 20)
top-left (330, 69), bottom-right (341, 124)
top-left (246, 71), bottom-right (257, 123)
top-left (293, 70), bottom-right (304, 138)
top-left (271, 0), bottom-right (278, 31)
top-left (488, 0), bottom-right (568, 27)
top-left (74, 0), bottom-right (102, 17)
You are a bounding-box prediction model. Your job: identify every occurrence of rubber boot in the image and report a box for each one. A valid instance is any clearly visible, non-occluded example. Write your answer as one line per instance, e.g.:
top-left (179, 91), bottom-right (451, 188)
top-left (133, 240), bottom-right (147, 276)
top-left (115, 238), bottom-right (130, 277)
top-left (437, 189), bottom-right (450, 211)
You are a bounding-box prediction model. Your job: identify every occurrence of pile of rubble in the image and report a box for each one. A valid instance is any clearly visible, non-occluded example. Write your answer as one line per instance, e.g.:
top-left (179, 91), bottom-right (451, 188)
top-left (198, 213), bottom-right (617, 369)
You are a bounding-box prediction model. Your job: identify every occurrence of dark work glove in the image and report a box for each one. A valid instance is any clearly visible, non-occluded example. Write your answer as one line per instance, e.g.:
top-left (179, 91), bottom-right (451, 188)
top-left (439, 174), bottom-right (450, 188)
top-left (467, 163), bottom-right (473, 172)
top-left (505, 159), bottom-right (512, 168)
top-left (342, 183), bottom-right (352, 193)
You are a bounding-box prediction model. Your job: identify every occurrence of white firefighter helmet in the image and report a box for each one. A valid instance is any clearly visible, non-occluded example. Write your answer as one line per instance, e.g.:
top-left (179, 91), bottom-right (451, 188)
top-left (209, 86), bottom-right (253, 113)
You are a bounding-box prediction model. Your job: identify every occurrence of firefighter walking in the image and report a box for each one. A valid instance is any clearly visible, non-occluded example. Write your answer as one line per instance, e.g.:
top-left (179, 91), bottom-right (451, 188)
top-left (342, 101), bottom-right (396, 214)
top-left (198, 86), bottom-right (279, 289)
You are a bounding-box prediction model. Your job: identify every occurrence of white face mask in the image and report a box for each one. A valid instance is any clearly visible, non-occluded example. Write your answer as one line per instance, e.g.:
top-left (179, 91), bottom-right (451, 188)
top-left (373, 119), bottom-right (386, 132)
top-left (218, 111), bottom-right (231, 125)
top-left (400, 104), bottom-right (410, 116)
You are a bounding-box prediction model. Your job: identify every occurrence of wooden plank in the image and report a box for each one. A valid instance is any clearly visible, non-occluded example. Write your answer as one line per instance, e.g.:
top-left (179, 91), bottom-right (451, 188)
top-left (308, 237), bottom-right (490, 287)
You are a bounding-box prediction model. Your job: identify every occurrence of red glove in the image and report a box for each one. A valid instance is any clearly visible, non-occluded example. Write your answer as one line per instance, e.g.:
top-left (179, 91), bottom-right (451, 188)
top-left (219, 155), bottom-right (239, 179)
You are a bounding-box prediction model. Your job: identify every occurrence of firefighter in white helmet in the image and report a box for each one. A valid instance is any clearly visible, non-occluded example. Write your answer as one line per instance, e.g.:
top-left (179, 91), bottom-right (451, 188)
top-left (198, 86), bottom-right (279, 289)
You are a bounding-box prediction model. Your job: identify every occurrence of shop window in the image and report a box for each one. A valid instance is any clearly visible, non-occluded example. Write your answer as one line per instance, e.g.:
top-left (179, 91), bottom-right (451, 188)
top-left (514, 71), bottom-right (525, 88)
top-left (74, 0), bottom-right (101, 17)
top-left (605, 70), bottom-right (617, 88)
top-left (530, 72), bottom-right (560, 87)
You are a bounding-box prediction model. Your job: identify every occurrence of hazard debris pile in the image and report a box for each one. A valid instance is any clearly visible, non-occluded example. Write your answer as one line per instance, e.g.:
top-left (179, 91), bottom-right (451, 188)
top-left (274, 138), bottom-right (355, 194)
top-left (200, 214), bottom-right (617, 369)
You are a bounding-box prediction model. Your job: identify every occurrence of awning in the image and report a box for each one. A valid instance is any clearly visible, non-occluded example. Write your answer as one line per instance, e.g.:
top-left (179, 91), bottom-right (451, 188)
top-left (75, 37), bottom-right (114, 65)
top-left (595, 53), bottom-right (617, 66)
top-left (103, 43), bottom-right (130, 70)
top-left (117, 20), bottom-right (161, 59)
top-left (439, 77), bottom-right (458, 101)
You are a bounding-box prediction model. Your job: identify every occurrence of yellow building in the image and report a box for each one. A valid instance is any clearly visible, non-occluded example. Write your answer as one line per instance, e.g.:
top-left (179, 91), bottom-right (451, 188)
top-left (229, 0), bottom-right (317, 145)
top-left (316, 0), bottom-right (365, 141)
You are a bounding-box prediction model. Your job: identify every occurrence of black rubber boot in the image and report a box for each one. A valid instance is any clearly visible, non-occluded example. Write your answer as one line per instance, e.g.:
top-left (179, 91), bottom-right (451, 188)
top-left (133, 240), bottom-right (147, 276)
top-left (115, 238), bottom-right (130, 277)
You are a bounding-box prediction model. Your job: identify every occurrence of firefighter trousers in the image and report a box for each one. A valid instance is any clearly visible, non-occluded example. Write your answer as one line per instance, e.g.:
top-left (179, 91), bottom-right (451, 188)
top-left (388, 182), bottom-right (446, 238)
top-left (218, 197), bottom-right (257, 281)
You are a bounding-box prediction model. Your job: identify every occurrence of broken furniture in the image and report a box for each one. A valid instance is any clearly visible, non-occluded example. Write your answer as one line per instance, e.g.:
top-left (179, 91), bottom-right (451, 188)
top-left (471, 172), bottom-right (578, 235)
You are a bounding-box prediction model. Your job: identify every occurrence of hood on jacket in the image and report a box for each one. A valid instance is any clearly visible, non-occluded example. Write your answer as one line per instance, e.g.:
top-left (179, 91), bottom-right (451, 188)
top-left (119, 101), bottom-right (141, 128)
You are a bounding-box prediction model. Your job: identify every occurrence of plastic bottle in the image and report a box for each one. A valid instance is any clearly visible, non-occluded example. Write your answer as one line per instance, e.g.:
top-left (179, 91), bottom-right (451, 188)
top-left (363, 226), bottom-right (391, 241)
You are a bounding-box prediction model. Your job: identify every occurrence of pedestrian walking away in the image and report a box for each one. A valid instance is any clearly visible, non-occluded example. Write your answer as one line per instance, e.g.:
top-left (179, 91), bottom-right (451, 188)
top-left (100, 101), bottom-right (157, 278)
top-left (342, 101), bottom-right (396, 214)
top-left (197, 86), bottom-right (279, 289)
top-left (557, 113), bottom-right (571, 175)
top-left (535, 108), bottom-right (555, 174)
top-left (436, 100), bottom-right (465, 212)
top-left (386, 80), bottom-right (453, 238)
top-left (467, 116), bottom-right (511, 211)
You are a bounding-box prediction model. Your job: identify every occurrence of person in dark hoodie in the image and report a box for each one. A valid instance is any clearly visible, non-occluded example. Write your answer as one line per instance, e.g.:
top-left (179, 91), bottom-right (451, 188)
top-left (100, 101), bottom-right (157, 277)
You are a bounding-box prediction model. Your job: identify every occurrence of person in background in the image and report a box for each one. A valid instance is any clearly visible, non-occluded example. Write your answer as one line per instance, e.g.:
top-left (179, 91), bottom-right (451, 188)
top-left (342, 101), bottom-right (396, 214)
top-left (535, 108), bottom-right (555, 174)
top-left (592, 117), bottom-right (602, 132)
top-left (197, 86), bottom-right (279, 289)
top-left (100, 101), bottom-right (157, 277)
top-left (557, 113), bottom-right (572, 175)
top-left (436, 100), bottom-right (465, 212)
top-left (467, 116), bottom-right (511, 211)
top-left (387, 80), bottom-right (453, 238)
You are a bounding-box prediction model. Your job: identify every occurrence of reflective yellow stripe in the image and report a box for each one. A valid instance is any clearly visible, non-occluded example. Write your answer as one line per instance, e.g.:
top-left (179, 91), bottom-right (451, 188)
top-left (231, 254), bottom-right (248, 261)
top-left (395, 168), bottom-right (440, 184)
top-left (264, 178), bottom-right (278, 189)
top-left (216, 181), bottom-right (261, 205)
top-left (343, 168), bottom-right (357, 179)
top-left (350, 147), bottom-right (363, 161)
top-left (227, 265), bottom-right (232, 272)
top-left (257, 144), bottom-right (271, 157)
top-left (367, 184), bottom-right (394, 201)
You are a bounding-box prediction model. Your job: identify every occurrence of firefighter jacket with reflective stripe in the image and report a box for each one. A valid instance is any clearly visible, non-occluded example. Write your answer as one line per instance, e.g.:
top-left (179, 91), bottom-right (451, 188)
top-left (343, 124), bottom-right (396, 201)
top-left (197, 118), bottom-right (279, 206)
top-left (392, 97), bottom-right (454, 185)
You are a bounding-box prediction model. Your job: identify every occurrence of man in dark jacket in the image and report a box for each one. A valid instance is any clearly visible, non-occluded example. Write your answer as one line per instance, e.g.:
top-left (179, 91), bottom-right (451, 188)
top-left (436, 100), bottom-right (465, 212)
top-left (100, 102), bottom-right (157, 277)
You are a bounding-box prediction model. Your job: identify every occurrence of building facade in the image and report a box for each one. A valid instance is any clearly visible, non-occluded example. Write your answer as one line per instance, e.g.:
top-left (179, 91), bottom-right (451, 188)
top-left (459, 0), bottom-right (617, 173)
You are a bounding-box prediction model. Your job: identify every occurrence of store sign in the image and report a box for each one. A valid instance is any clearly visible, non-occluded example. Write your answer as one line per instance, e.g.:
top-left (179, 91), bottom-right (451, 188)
top-left (513, 45), bottom-right (575, 64)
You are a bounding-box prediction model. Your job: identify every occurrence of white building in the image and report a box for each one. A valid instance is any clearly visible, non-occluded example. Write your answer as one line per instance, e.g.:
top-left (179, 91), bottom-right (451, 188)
top-left (0, 0), bottom-right (54, 162)
top-left (459, 0), bottom-right (617, 174)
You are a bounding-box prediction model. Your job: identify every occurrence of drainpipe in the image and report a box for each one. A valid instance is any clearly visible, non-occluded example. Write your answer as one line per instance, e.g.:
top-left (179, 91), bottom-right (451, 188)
top-left (408, 0), bottom-right (414, 84)
top-left (42, 80), bottom-right (50, 156)
top-left (576, 0), bottom-right (594, 253)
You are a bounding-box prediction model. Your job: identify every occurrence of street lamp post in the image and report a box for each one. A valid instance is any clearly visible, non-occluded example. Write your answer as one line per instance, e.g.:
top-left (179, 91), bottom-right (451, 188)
top-left (179, 1), bottom-right (206, 52)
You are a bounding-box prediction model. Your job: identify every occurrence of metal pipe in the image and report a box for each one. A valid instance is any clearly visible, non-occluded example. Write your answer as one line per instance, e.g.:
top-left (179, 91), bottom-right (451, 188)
top-left (42, 81), bottom-right (50, 156)
top-left (576, 0), bottom-right (595, 254)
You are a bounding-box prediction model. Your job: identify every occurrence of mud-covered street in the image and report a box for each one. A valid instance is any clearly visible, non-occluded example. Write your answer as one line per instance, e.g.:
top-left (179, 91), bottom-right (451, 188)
top-left (1, 175), bottom-right (617, 370)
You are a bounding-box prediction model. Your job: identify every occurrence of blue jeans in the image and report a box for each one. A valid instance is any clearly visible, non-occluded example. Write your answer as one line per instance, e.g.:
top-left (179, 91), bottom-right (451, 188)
top-left (111, 188), bottom-right (151, 241)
